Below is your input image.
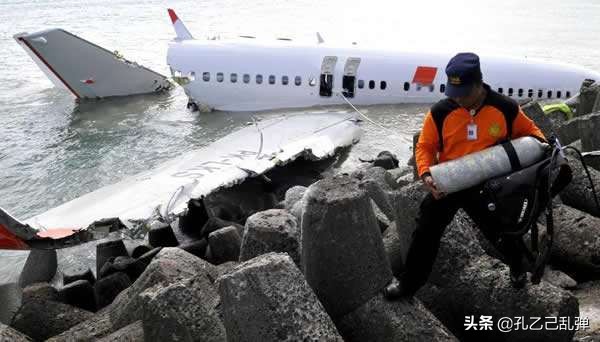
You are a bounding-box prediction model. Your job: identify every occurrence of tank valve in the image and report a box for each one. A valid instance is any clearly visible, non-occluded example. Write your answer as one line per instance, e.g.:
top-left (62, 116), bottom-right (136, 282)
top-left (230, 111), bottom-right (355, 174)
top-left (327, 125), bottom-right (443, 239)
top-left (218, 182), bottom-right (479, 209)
top-left (487, 203), bottom-right (496, 211)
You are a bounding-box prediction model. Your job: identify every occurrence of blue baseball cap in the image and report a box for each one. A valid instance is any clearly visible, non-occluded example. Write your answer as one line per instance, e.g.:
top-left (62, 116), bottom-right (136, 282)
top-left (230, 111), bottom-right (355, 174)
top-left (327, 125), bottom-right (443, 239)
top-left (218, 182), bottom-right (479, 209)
top-left (444, 52), bottom-right (483, 98)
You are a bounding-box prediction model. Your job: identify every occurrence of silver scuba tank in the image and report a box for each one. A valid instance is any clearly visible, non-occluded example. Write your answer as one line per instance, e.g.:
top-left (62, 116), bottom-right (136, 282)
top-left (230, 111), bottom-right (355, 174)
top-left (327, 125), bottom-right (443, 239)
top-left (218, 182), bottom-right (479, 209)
top-left (429, 137), bottom-right (548, 194)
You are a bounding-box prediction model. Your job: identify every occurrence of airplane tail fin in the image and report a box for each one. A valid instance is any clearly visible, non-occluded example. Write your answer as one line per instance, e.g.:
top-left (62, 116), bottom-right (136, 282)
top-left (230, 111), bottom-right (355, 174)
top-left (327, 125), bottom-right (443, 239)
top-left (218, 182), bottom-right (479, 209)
top-left (14, 29), bottom-right (171, 100)
top-left (168, 9), bottom-right (193, 40)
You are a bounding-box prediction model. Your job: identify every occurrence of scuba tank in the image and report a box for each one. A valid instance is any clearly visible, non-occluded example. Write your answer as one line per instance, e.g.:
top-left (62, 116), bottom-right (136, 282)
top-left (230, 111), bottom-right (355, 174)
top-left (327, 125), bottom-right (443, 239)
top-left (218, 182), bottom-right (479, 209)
top-left (430, 137), bottom-right (549, 194)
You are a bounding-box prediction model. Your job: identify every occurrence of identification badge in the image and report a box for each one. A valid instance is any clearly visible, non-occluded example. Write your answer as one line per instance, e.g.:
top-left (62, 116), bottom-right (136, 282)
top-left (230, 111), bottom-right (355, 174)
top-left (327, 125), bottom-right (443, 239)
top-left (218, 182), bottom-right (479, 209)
top-left (467, 124), bottom-right (478, 140)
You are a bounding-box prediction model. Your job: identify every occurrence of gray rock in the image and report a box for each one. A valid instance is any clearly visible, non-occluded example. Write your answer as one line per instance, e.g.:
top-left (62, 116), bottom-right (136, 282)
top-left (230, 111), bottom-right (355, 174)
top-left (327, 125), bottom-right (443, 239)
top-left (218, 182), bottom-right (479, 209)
top-left (283, 185), bottom-right (307, 211)
top-left (301, 174), bottom-right (392, 318)
top-left (577, 80), bottom-right (600, 116)
top-left (580, 112), bottom-right (600, 152)
top-left (21, 282), bottom-right (59, 303)
top-left (11, 299), bottom-right (94, 341)
top-left (96, 321), bottom-right (144, 342)
top-left (94, 272), bottom-right (132, 309)
top-left (208, 226), bottom-right (242, 264)
top-left (0, 322), bottom-right (32, 341)
top-left (573, 280), bottom-right (600, 341)
top-left (558, 117), bottom-right (581, 145)
top-left (337, 293), bottom-right (458, 342)
top-left (420, 256), bottom-right (579, 342)
top-left (59, 280), bottom-right (96, 312)
top-left (141, 277), bottom-right (225, 342)
top-left (19, 249), bottom-right (57, 288)
top-left (96, 239), bottom-right (128, 276)
top-left (522, 101), bottom-right (559, 139)
top-left (542, 266), bottom-right (577, 290)
top-left (215, 261), bottom-right (239, 279)
top-left (559, 147), bottom-right (600, 216)
top-left (108, 248), bottom-right (218, 331)
top-left (240, 209), bottom-right (300, 264)
top-left (218, 253), bottom-right (342, 342)
top-left (383, 222), bottom-right (405, 276)
top-left (0, 283), bottom-right (21, 325)
top-left (147, 221), bottom-right (179, 248)
top-left (63, 265), bottom-right (95, 286)
top-left (384, 167), bottom-right (413, 189)
top-left (360, 173), bottom-right (397, 223)
top-left (178, 238), bottom-right (208, 258)
top-left (46, 310), bottom-right (113, 341)
top-left (548, 205), bottom-right (600, 280)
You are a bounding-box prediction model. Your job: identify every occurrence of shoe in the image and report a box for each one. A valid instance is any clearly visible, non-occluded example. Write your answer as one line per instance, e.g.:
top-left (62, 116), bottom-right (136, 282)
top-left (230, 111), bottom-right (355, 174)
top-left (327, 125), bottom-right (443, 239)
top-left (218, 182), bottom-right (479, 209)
top-left (510, 272), bottom-right (527, 289)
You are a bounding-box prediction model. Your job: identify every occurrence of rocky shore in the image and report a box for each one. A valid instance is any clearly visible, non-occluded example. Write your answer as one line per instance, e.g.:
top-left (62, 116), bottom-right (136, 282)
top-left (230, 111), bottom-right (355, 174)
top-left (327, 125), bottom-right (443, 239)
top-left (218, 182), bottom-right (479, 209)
top-left (3, 83), bottom-right (600, 341)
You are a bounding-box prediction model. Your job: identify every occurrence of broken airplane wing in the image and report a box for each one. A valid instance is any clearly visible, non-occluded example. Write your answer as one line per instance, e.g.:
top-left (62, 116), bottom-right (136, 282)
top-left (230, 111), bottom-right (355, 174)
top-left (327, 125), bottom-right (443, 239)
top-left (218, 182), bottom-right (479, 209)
top-left (0, 113), bottom-right (362, 250)
top-left (14, 29), bottom-right (172, 99)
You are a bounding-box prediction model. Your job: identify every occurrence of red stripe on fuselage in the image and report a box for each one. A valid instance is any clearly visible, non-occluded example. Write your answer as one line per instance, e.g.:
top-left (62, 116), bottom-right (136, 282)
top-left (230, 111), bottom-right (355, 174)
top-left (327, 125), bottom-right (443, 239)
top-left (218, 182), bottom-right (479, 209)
top-left (18, 37), bottom-right (81, 99)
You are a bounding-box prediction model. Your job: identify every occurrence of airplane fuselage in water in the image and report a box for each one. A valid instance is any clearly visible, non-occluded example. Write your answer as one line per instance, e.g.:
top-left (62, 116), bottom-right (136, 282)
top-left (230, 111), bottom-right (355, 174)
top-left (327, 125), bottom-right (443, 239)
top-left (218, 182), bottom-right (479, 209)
top-left (166, 11), bottom-right (600, 112)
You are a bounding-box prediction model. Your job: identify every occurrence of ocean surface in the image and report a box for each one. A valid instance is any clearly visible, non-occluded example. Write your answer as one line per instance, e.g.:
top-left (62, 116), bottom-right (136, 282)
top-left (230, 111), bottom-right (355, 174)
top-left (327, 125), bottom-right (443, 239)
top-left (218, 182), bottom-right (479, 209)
top-left (1, 0), bottom-right (599, 280)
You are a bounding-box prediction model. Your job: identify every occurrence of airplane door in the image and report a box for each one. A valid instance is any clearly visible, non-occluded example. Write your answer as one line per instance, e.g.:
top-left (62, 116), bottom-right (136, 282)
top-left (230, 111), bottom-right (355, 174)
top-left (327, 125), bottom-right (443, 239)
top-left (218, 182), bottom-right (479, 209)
top-left (342, 57), bottom-right (361, 98)
top-left (319, 56), bottom-right (338, 97)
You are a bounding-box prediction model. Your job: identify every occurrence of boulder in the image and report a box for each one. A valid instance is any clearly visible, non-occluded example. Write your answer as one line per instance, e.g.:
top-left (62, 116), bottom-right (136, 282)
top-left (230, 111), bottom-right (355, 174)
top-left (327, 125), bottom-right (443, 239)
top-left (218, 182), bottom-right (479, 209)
top-left (208, 226), bottom-right (242, 264)
top-left (383, 222), bottom-right (405, 276)
top-left (99, 256), bottom-right (146, 283)
top-left (301, 174), bottom-right (392, 319)
top-left (215, 261), bottom-right (239, 279)
top-left (336, 294), bottom-right (458, 342)
top-left (96, 321), bottom-right (144, 342)
top-left (548, 205), bottom-right (600, 280)
top-left (542, 266), bottom-right (577, 290)
top-left (108, 248), bottom-right (218, 331)
top-left (96, 240), bottom-right (128, 276)
top-left (200, 217), bottom-right (244, 238)
top-left (21, 282), bottom-right (59, 303)
top-left (130, 245), bottom-right (151, 259)
top-left (62, 265), bottom-right (95, 286)
top-left (179, 197), bottom-right (210, 235)
top-left (135, 247), bottom-right (162, 268)
top-left (0, 283), bottom-right (21, 325)
top-left (218, 253), bottom-right (343, 342)
top-left (147, 221), bottom-right (179, 248)
top-left (94, 272), bottom-right (132, 309)
top-left (521, 101), bottom-right (559, 138)
top-left (46, 310), bottom-right (113, 342)
top-left (580, 112), bottom-right (600, 152)
top-left (19, 249), bottom-right (57, 288)
top-left (0, 322), bottom-right (32, 341)
top-left (11, 299), bottom-right (94, 341)
top-left (178, 238), bottom-right (208, 258)
top-left (58, 280), bottom-right (96, 312)
top-left (141, 277), bottom-right (225, 341)
top-left (283, 185), bottom-right (307, 211)
top-left (419, 256), bottom-right (579, 342)
top-left (239, 209), bottom-right (300, 264)
top-left (573, 280), bottom-right (600, 341)
top-left (577, 80), bottom-right (600, 116)
top-left (384, 167), bottom-right (413, 189)
top-left (559, 148), bottom-right (600, 217)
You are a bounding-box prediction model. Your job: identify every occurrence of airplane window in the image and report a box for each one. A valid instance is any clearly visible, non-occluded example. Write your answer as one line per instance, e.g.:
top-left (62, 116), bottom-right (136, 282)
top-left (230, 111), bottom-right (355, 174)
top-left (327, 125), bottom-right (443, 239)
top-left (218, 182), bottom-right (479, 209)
top-left (189, 72), bottom-right (196, 81)
top-left (566, 91), bottom-right (571, 98)
top-left (440, 84), bottom-right (445, 93)
top-left (256, 75), bottom-right (263, 84)
top-left (230, 73), bottom-right (237, 83)
top-left (518, 88), bottom-right (523, 97)
top-left (528, 89), bottom-right (533, 98)
top-left (557, 91), bottom-right (562, 99)
top-left (309, 77), bottom-right (317, 86)
top-left (358, 80), bottom-right (364, 89)
top-left (269, 75), bottom-right (276, 85)
top-left (508, 88), bottom-right (514, 96)
top-left (369, 80), bottom-right (375, 89)
top-left (547, 90), bottom-right (553, 98)
top-left (282, 76), bottom-right (289, 85)
top-left (404, 82), bottom-right (410, 91)
top-left (295, 76), bottom-right (302, 86)
top-left (217, 72), bottom-right (224, 83)
top-left (202, 72), bottom-right (210, 82)
top-left (498, 87), bottom-right (503, 94)
top-left (243, 74), bottom-right (250, 83)
top-left (416, 85), bottom-right (422, 91)
top-left (538, 89), bottom-right (543, 98)
top-left (380, 81), bottom-right (387, 90)
top-left (429, 85), bottom-right (434, 92)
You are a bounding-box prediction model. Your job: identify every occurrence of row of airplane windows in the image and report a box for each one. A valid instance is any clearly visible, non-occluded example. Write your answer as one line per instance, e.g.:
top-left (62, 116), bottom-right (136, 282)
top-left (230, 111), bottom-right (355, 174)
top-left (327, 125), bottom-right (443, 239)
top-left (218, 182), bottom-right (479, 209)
top-left (196, 72), bottom-right (571, 99)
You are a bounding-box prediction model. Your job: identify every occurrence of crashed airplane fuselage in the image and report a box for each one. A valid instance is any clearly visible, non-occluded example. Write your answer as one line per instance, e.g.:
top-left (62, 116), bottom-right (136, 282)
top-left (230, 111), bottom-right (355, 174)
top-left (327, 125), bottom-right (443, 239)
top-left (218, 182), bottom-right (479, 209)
top-left (0, 113), bottom-right (362, 250)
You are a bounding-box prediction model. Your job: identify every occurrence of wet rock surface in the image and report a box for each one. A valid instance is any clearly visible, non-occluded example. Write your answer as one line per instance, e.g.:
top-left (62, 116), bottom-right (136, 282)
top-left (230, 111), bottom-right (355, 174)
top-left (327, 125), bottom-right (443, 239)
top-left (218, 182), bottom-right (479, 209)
top-left (208, 226), bottom-right (242, 264)
top-left (0, 322), bottom-right (32, 341)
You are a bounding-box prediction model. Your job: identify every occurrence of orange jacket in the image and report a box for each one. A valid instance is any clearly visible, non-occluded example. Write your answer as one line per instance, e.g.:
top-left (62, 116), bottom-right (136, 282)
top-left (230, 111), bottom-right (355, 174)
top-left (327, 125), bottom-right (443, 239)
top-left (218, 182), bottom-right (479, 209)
top-left (416, 84), bottom-right (545, 178)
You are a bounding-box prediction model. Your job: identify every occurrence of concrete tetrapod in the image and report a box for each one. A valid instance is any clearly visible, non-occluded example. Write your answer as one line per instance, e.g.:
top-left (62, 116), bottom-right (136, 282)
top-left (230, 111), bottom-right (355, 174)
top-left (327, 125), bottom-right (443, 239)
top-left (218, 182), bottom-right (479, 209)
top-left (218, 253), bottom-right (343, 342)
top-left (301, 174), bottom-right (393, 319)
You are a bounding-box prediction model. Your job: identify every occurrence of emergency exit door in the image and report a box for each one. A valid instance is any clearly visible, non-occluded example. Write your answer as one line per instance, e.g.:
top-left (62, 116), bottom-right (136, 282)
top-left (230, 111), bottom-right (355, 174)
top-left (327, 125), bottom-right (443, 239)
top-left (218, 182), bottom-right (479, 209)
top-left (342, 57), bottom-right (361, 98)
top-left (319, 56), bottom-right (338, 97)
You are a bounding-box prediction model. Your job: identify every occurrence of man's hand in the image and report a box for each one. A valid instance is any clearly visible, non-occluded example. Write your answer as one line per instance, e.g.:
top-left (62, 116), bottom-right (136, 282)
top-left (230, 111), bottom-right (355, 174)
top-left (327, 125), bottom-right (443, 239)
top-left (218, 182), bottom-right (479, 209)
top-left (422, 174), bottom-right (445, 199)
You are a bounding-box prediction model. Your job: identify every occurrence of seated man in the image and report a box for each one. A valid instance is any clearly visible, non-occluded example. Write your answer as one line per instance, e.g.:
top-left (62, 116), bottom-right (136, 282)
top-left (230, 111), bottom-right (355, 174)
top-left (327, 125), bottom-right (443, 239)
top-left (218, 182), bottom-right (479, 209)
top-left (400, 52), bottom-right (545, 297)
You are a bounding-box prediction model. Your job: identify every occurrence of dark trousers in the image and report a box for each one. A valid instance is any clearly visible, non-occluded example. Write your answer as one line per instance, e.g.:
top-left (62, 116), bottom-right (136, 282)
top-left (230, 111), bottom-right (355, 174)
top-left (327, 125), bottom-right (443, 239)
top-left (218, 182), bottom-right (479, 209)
top-left (401, 186), bottom-right (526, 296)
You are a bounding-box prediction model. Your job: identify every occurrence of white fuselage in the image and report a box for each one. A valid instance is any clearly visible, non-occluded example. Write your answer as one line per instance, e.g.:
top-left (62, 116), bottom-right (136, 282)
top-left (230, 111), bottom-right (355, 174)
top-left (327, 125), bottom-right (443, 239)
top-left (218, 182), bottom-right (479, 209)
top-left (167, 38), bottom-right (600, 112)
